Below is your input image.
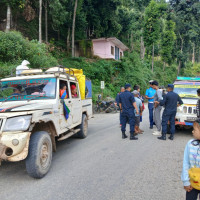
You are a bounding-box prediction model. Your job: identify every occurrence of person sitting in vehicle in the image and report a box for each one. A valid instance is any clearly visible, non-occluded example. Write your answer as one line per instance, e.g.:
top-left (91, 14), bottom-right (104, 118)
top-left (12, 86), bottom-right (22, 95)
top-left (31, 88), bottom-right (45, 96)
top-left (60, 83), bottom-right (68, 99)
top-left (71, 85), bottom-right (78, 98)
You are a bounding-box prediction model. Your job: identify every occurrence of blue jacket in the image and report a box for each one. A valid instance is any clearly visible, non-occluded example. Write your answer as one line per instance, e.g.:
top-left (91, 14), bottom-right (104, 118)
top-left (181, 139), bottom-right (200, 186)
top-left (115, 93), bottom-right (120, 106)
top-left (119, 90), bottom-right (135, 112)
top-left (159, 91), bottom-right (183, 115)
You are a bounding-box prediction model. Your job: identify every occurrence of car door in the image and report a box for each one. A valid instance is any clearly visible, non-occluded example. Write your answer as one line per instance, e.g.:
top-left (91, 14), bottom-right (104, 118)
top-left (69, 81), bottom-right (82, 124)
top-left (59, 79), bottom-right (73, 130)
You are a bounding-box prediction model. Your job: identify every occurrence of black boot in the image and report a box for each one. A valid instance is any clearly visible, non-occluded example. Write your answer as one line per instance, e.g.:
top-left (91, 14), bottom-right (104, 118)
top-left (122, 132), bottom-right (128, 139)
top-left (157, 133), bottom-right (166, 140)
top-left (168, 134), bottom-right (174, 140)
top-left (130, 132), bottom-right (138, 140)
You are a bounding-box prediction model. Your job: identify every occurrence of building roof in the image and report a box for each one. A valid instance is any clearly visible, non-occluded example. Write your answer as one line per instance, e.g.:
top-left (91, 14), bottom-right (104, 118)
top-left (92, 37), bottom-right (129, 51)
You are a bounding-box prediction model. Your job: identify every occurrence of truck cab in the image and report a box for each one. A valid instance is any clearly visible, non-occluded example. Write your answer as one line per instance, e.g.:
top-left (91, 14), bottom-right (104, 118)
top-left (0, 66), bottom-right (92, 178)
top-left (174, 77), bottom-right (199, 128)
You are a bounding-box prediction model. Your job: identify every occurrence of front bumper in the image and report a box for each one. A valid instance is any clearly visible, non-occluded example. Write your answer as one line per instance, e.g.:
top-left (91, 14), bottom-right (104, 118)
top-left (175, 113), bottom-right (196, 126)
top-left (0, 131), bottom-right (31, 162)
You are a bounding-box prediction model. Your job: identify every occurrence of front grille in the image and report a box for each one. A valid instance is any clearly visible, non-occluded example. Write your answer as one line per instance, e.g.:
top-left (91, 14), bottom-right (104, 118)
top-left (183, 106), bottom-right (197, 114)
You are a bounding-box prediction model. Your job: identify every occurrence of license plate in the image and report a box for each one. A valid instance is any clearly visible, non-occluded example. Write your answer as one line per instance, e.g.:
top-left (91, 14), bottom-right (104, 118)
top-left (187, 117), bottom-right (197, 121)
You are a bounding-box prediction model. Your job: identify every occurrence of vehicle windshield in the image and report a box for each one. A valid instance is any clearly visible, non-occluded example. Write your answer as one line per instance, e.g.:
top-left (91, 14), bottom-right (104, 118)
top-left (0, 78), bottom-right (56, 102)
top-left (174, 85), bottom-right (198, 98)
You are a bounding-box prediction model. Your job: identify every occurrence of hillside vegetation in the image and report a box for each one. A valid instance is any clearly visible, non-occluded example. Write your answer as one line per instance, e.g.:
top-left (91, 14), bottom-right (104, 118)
top-left (0, 0), bottom-right (200, 99)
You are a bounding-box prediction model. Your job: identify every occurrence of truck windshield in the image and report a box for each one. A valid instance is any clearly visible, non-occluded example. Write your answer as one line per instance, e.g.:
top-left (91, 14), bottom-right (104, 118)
top-left (174, 85), bottom-right (198, 98)
top-left (0, 78), bottom-right (56, 102)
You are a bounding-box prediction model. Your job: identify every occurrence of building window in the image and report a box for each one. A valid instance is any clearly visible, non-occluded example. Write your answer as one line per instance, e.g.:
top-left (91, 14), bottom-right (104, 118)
top-left (111, 46), bottom-right (114, 55)
top-left (120, 52), bottom-right (123, 58)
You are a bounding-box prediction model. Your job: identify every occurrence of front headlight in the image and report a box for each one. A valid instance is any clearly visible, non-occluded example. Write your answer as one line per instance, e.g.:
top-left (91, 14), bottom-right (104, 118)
top-left (177, 106), bottom-right (183, 112)
top-left (3, 115), bottom-right (32, 132)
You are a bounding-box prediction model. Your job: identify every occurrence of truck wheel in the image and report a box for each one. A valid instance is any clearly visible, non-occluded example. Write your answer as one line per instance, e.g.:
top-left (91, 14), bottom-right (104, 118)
top-left (25, 131), bottom-right (52, 179)
top-left (77, 114), bottom-right (88, 139)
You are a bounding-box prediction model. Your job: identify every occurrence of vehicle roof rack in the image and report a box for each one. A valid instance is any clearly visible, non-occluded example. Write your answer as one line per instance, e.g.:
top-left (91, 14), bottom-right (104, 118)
top-left (176, 77), bottom-right (200, 82)
top-left (8, 65), bottom-right (77, 81)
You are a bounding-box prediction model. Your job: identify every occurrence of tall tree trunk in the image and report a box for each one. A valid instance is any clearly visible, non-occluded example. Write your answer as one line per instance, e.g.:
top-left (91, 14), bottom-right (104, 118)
top-left (39, 0), bottom-right (42, 43)
top-left (72, 0), bottom-right (78, 57)
top-left (163, 61), bottom-right (166, 71)
top-left (192, 43), bottom-right (195, 64)
top-left (130, 32), bottom-right (133, 51)
top-left (67, 27), bottom-right (70, 53)
top-left (45, 0), bottom-right (48, 43)
top-left (178, 33), bottom-right (183, 75)
top-left (127, 34), bottom-right (129, 47)
top-left (140, 36), bottom-right (145, 60)
top-left (152, 43), bottom-right (154, 72)
top-left (6, 5), bottom-right (11, 32)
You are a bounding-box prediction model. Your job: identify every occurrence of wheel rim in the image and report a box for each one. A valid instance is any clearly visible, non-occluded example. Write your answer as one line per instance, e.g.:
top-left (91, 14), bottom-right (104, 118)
top-left (40, 142), bottom-right (49, 169)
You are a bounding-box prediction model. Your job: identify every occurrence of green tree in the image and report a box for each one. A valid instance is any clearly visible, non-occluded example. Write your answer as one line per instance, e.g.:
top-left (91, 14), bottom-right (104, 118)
top-left (160, 19), bottom-right (176, 70)
top-left (143, 0), bottom-right (163, 71)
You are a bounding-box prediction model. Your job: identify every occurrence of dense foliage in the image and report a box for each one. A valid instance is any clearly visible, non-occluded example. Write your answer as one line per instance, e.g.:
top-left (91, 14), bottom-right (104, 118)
top-left (0, 0), bottom-right (199, 99)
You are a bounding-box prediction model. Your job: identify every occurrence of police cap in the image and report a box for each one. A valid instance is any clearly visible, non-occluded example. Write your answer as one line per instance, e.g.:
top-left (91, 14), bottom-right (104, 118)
top-left (125, 84), bottom-right (131, 89)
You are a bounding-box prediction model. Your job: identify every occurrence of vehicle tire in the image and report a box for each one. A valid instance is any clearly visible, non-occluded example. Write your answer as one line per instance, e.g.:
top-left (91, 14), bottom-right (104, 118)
top-left (105, 107), bottom-right (112, 113)
top-left (77, 114), bottom-right (88, 139)
top-left (25, 131), bottom-right (52, 179)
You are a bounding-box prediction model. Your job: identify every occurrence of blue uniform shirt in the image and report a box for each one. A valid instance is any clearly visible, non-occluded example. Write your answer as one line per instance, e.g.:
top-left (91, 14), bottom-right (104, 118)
top-left (119, 90), bottom-right (135, 112)
top-left (145, 87), bottom-right (156, 103)
top-left (159, 91), bottom-right (183, 115)
top-left (115, 93), bottom-right (121, 106)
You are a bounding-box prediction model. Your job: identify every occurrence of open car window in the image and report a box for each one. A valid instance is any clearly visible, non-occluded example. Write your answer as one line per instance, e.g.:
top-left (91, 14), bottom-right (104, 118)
top-left (0, 78), bottom-right (56, 102)
top-left (70, 82), bottom-right (79, 98)
top-left (59, 80), bottom-right (69, 99)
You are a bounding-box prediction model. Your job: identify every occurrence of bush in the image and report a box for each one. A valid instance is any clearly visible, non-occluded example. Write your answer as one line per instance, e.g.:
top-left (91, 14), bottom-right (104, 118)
top-left (0, 62), bottom-right (17, 79)
top-left (0, 31), bottom-right (58, 68)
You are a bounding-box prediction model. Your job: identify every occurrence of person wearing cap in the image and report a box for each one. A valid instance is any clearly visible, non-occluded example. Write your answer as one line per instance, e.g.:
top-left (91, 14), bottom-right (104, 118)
top-left (155, 84), bottom-right (183, 140)
top-left (151, 81), bottom-right (163, 136)
top-left (145, 80), bottom-right (156, 129)
top-left (119, 84), bottom-right (139, 140)
top-left (132, 90), bottom-right (143, 134)
top-left (71, 85), bottom-right (78, 98)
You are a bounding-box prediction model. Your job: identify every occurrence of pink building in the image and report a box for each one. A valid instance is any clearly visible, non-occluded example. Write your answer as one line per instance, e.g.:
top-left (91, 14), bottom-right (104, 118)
top-left (74, 37), bottom-right (129, 60)
top-left (92, 37), bottom-right (129, 60)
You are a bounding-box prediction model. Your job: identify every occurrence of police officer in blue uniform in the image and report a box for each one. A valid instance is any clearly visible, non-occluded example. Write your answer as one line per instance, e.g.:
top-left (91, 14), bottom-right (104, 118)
top-left (155, 84), bottom-right (183, 140)
top-left (115, 87), bottom-right (125, 126)
top-left (119, 84), bottom-right (139, 140)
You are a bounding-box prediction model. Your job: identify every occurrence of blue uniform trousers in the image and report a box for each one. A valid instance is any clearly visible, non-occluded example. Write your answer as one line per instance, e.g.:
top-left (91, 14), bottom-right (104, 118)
top-left (148, 103), bottom-right (154, 127)
top-left (120, 111), bottom-right (122, 125)
top-left (162, 111), bottom-right (176, 135)
top-left (121, 109), bottom-right (135, 133)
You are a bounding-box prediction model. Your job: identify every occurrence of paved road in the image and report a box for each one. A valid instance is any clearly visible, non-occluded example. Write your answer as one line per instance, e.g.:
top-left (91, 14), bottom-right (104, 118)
top-left (0, 109), bottom-right (193, 200)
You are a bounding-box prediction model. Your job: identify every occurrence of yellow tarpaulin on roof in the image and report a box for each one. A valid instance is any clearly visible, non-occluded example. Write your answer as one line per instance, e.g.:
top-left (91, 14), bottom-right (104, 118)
top-left (65, 68), bottom-right (86, 100)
